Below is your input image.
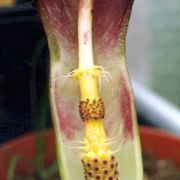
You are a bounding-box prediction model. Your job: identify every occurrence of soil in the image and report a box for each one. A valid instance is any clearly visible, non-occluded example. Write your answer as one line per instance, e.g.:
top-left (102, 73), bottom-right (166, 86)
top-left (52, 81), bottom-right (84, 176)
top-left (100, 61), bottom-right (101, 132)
top-left (143, 154), bottom-right (180, 180)
top-left (14, 154), bottom-right (180, 180)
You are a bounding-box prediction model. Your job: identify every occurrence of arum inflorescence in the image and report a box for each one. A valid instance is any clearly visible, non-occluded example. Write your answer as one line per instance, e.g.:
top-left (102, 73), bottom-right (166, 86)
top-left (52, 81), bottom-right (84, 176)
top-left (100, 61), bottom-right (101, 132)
top-left (71, 65), bottom-right (120, 179)
top-left (38, 0), bottom-right (143, 179)
top-left (70, 1), bottom-right (120, 178)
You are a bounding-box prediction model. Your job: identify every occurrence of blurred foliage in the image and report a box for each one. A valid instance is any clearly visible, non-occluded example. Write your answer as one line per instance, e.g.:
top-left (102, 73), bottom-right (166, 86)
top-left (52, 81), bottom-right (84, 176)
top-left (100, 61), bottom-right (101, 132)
top-left (151, 0), bottom-right (180, 107)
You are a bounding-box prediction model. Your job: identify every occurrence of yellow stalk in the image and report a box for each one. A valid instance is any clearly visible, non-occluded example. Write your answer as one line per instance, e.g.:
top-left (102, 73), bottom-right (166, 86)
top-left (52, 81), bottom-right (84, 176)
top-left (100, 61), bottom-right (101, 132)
top-left (70, 0), bottom-right (119, 179)
top-left (77, 0), bottom-right (108, 160)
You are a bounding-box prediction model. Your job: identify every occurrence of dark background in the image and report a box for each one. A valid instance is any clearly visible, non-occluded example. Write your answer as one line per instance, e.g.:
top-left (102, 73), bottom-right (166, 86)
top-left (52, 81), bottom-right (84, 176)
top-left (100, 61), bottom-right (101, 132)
top-left (0, 2), bottom-right (51, 143)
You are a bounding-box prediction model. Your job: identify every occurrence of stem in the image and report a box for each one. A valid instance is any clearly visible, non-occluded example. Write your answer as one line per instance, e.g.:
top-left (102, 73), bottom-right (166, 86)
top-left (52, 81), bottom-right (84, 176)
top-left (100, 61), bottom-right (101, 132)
top-left (78, 0), bottom-right (94, 69)
top-left (30, 39), bottom-right (47, 176)
top-left (7, 155), bottom-right (21, 180)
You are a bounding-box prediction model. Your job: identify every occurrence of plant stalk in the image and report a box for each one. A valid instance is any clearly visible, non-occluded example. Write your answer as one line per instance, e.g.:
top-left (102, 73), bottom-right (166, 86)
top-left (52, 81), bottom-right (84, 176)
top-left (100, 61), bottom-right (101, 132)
top-left (77, 1), bottom-right (119, 179)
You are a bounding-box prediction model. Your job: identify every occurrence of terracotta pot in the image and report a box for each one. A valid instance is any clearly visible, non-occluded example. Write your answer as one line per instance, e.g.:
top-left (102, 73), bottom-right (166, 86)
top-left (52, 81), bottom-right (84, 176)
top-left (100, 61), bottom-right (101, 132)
top-left (0, 126), bottom-right (180, 179)
top-left (140, 125), bottom-right (180, 168)
top-left (0, 130), bottom-right (56, 180)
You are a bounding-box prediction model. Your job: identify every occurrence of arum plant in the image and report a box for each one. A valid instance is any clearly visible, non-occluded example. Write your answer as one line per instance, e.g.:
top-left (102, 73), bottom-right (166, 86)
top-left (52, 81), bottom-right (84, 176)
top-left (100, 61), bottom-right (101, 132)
top-left (37, 0), bottom-right (143, 179)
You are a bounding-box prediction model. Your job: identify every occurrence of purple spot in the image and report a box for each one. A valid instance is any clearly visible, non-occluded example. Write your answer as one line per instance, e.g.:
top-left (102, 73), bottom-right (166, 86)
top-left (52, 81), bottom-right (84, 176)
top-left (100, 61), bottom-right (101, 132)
top-left (103, 160), bottom-right (107, 165)
top-left (83, 31), bottom-right (89, 44)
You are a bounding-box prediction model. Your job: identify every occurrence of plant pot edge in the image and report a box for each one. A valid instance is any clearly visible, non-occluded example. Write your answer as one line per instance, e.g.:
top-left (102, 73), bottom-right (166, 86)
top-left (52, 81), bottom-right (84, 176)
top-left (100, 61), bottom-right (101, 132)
top-left (0, 126), bottom-right (180, 179)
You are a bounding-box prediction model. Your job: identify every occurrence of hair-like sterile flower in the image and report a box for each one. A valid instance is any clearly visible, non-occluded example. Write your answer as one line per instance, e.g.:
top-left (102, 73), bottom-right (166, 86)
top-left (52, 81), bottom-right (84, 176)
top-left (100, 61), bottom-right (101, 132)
top-left (37, 0), bottom-right (143, 179)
